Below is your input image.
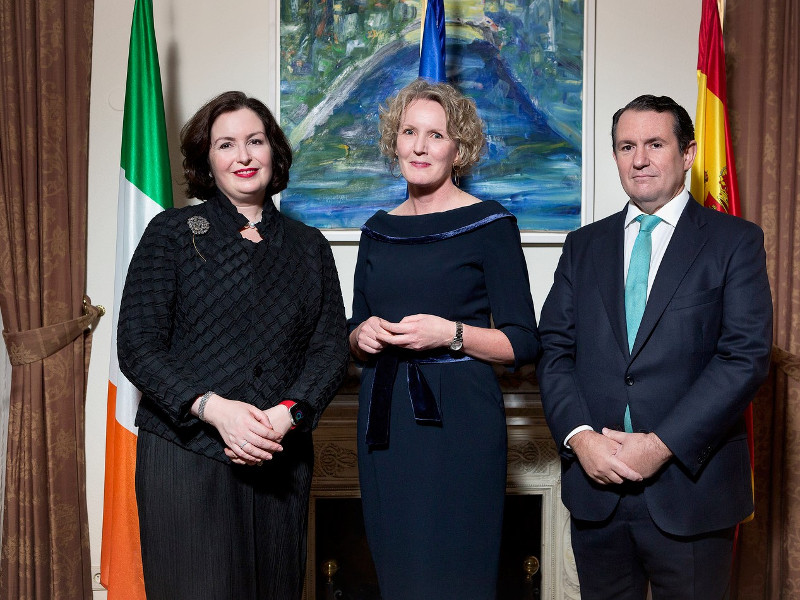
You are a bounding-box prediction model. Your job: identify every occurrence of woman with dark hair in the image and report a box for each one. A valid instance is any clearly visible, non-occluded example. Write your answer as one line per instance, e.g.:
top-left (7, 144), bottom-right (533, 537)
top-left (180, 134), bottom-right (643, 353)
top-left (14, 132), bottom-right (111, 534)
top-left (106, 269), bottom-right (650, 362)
top-left (118, 90), bottom-right (349, 600)
top-left (349, 79), bottom-right (540, 599)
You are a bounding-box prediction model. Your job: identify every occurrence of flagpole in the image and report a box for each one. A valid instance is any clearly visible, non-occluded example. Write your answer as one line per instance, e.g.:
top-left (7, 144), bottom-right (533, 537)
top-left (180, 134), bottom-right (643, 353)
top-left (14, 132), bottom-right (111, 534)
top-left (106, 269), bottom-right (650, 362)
top-left (692, 0), bottom-right (753, 530)
top-left (100, 1), bottom-right (172, 597)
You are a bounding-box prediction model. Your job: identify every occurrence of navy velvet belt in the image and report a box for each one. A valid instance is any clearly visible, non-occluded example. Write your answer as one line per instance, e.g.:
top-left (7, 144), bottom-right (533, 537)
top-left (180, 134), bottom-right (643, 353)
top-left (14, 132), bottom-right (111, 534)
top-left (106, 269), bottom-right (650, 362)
top-left (365, 352), bottom-right (474, 447)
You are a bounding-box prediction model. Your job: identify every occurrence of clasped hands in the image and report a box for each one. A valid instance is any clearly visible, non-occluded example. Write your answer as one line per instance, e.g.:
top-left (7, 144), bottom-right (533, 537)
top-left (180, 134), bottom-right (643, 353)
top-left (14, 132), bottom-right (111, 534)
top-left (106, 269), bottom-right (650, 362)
top-left (569, 428), bottom-right (673, 486)
top-left (195, 394), bottom-right (293, 466)
top-left (351, 314), bottom-right (453, 358)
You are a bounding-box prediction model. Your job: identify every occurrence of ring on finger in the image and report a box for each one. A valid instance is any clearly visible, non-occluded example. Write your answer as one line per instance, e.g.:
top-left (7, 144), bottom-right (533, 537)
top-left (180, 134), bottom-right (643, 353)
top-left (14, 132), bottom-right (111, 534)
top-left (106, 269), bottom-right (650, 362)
top-left (240, 440), bottom-right (249, 449)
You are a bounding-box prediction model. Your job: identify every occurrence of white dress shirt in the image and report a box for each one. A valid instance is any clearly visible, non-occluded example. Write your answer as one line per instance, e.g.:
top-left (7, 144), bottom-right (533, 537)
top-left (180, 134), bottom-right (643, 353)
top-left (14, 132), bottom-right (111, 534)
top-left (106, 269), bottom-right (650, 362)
top-left (622, 189), bottom-right (689, 295)
top-left (563, 189), bottom-right (691, 448)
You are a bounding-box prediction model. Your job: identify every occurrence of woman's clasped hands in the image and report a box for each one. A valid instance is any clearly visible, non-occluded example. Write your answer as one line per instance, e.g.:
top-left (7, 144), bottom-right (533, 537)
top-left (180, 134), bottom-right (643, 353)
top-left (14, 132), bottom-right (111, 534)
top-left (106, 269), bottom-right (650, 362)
top-left (352, 314), bottom-right (454, 359)
top-left (197, 394), bottom-right (293, 466)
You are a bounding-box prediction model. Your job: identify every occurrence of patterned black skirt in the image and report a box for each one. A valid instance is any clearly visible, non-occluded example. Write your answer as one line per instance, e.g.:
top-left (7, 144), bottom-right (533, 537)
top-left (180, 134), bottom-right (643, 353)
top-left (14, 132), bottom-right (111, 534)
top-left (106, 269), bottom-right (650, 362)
top-left (135, 428), bottom-right (313, 600)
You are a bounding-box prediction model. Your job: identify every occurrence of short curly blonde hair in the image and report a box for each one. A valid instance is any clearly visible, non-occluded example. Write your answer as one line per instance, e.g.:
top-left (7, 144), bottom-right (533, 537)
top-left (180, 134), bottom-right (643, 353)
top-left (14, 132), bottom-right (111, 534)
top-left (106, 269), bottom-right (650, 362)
top-left (379, 78), bottom-right (485, 177)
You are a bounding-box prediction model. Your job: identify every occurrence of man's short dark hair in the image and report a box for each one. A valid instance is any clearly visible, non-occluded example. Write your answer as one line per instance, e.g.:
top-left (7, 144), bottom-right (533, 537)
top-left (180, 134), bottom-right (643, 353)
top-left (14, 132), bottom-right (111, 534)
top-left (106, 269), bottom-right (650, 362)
top-left (611, 95), bottom-right (695, 153)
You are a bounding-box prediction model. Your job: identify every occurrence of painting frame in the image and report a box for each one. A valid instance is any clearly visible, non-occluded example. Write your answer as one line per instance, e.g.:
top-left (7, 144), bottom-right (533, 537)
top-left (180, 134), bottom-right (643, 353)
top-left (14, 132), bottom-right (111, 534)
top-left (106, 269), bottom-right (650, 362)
top-left (275, 0), bottom-right (596, 244)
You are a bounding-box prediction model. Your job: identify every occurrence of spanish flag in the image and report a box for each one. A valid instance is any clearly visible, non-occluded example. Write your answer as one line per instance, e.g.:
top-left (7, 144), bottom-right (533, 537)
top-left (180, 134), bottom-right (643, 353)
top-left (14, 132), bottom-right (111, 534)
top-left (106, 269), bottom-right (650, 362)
top-left (691, 0), bottom-right (740, 215)
top-left (691, 0), bottom-right (754, 519)
top-left (100, 0), bottom-right (172, 596)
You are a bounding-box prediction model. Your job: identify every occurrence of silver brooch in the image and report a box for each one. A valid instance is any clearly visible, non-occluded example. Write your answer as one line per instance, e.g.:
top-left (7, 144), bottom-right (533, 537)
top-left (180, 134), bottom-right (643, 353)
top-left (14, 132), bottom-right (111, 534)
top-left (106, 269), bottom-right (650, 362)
top-left (187, 216), bottom-right (210, 261)
top-left (188, 216), bottom-right (210, 234)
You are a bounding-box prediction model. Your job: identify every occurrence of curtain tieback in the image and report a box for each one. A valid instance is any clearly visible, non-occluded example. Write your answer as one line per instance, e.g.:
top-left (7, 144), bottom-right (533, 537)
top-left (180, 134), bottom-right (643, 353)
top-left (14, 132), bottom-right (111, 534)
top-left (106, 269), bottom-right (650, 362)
top-left (2, 295), bottom-right (105, 366)
top-left (772, 345), bottom-right (800, 381)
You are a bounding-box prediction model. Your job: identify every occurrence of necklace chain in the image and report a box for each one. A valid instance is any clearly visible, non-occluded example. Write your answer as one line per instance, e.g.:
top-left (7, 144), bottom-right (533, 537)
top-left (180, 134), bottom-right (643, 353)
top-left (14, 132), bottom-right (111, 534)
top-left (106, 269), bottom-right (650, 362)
top-left (241, 208), bottom-right (262, 230)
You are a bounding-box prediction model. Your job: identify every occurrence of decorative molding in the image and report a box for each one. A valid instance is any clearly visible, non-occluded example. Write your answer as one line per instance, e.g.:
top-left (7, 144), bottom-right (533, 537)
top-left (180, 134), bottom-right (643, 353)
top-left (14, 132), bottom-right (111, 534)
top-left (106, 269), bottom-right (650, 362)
top-left (508, 440), bottom-right (559, 475)
top-left (313, 442), bottom-right (358, 478)
top-left (561, 513), bottom-right (582, 600)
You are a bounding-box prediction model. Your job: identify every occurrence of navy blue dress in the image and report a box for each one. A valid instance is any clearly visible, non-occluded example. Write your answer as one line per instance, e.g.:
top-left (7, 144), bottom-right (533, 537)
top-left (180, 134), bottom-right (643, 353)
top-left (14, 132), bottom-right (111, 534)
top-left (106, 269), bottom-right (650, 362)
top-left (349, 201), bottom-right (539, 600)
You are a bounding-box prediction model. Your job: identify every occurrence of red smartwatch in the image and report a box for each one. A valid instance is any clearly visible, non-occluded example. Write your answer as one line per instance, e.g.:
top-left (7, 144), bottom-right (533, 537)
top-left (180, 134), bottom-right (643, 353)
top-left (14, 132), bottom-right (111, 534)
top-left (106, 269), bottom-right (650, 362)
top-left (279, 400), bottom-right (299, 429)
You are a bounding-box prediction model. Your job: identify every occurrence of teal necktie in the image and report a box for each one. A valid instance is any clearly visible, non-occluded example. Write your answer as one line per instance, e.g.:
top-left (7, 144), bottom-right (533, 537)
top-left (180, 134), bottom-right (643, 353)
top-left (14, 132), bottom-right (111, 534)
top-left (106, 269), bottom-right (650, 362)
top-left (623, 214), bottom-right (661, 432)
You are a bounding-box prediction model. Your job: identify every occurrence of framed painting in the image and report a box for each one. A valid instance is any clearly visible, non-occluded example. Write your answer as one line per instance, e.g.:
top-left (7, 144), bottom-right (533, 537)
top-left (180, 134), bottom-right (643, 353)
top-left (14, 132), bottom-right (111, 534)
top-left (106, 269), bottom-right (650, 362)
top-left (279, 0), bottom-right (594, 242)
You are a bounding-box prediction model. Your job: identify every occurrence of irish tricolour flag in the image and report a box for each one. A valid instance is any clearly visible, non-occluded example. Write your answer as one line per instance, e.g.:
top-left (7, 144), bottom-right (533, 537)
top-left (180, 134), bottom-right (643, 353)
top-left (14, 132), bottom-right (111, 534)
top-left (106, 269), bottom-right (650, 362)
top-left (100, 0), bottom-right (172, 597)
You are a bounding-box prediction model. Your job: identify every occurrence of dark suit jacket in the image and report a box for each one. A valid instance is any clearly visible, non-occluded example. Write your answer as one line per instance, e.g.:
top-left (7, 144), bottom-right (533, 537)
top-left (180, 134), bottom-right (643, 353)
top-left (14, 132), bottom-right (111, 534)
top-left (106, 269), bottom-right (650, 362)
top-left (537, 197), bottom-right (772, 536)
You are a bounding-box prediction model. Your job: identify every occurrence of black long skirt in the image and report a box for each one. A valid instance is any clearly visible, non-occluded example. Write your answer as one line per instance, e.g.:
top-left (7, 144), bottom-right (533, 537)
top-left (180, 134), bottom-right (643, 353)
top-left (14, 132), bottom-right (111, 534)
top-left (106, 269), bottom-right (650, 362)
top-left (135, 429), bottom-right (313, 600)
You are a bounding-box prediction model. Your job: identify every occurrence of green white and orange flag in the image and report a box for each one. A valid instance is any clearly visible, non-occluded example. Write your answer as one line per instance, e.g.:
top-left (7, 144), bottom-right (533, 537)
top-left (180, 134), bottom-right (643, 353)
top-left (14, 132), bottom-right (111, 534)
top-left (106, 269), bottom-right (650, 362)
top-left (100, 0), bottom-right (172, 596)
top-left (691, 0), bottom-right (754, 518)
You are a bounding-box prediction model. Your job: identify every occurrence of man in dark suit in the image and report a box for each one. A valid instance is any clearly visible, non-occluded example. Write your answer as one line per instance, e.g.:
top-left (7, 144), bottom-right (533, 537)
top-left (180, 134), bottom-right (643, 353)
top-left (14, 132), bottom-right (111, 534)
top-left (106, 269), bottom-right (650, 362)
top-left (537, 95), bottom-right (772, 599)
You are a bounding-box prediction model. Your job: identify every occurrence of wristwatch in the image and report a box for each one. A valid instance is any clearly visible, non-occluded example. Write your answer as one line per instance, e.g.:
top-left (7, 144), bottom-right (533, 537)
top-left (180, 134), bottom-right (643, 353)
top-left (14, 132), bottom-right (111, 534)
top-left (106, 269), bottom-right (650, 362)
top-left (280, 400), bottom-right (310, 429)
top-left (449, 321), bottom-right (464, 351)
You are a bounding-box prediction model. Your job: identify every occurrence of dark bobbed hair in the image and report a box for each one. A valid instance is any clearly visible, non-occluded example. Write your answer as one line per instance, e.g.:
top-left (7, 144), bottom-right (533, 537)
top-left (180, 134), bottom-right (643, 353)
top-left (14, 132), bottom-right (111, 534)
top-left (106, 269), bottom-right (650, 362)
top-left (378, 78), bottom-right (485, 176)
top-left (611, 95), bottom-right (695, 154)
top-left (180, 91), bottom-right (292, 200)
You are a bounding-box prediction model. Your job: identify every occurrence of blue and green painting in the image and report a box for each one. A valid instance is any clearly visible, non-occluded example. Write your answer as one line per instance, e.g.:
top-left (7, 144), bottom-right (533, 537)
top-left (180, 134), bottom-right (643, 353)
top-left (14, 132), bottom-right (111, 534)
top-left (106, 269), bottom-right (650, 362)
top-left (280, 0), bottom-right (583, 232)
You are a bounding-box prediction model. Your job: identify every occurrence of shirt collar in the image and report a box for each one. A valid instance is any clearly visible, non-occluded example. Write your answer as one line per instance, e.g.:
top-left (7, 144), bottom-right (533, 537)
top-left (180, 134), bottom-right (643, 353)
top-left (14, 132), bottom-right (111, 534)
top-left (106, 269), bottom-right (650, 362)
top-left (624, 188), bottom-right (690, 230)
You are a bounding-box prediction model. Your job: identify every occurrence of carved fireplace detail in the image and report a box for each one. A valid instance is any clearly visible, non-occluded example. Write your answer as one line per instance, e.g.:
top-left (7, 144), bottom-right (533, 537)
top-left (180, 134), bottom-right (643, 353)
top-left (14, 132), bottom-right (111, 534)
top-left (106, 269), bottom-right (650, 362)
top-left (306, 364), bottom-right (580, 600)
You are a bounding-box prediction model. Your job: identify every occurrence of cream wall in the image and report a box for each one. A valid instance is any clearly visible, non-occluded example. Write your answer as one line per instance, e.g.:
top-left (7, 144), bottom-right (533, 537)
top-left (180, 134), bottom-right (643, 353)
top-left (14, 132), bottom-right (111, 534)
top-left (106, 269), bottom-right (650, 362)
top-left (85, 1), bottom-right (701, 595)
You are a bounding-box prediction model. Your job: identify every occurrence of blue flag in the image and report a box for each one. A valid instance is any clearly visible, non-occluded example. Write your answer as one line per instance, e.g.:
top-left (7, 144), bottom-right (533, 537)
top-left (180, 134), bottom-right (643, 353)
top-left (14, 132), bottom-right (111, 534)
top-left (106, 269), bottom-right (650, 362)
top-left (419, 0), bottom-right (446, 82)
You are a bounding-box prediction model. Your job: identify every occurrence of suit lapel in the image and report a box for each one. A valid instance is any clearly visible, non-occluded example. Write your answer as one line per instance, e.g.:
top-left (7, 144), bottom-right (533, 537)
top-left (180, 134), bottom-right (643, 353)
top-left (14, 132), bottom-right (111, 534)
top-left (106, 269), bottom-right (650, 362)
top-left (592, 209), bottom-right (630, 359)
top-left (631, 197), bottom-right (709, 359)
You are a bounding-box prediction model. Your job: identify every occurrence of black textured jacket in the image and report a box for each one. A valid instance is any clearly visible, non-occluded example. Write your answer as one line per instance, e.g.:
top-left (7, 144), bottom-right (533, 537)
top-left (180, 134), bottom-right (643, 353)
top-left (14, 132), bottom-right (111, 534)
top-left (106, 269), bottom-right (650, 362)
top-left (117, 191), bottom-right (349, 462)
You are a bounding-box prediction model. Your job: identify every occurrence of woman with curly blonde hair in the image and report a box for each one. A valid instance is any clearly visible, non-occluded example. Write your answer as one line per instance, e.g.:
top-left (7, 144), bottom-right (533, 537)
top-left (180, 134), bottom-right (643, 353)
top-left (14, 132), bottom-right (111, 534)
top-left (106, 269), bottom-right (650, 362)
top-left (348, 78), bottom-right (540, 599)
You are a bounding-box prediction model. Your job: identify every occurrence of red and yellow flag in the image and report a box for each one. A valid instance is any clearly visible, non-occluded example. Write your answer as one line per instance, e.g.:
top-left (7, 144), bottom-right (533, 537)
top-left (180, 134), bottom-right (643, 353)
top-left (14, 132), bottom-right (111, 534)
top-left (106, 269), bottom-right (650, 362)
top-left (691, 0), bottom-right (740, 215)
top-left (692, 0), bottom-right (754, 520)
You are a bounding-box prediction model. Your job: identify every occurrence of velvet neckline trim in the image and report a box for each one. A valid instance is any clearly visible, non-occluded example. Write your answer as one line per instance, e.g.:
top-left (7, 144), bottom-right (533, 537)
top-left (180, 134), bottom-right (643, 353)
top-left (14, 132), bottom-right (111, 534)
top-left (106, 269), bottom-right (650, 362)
top-left (361, 200), bottom-right (515, 245)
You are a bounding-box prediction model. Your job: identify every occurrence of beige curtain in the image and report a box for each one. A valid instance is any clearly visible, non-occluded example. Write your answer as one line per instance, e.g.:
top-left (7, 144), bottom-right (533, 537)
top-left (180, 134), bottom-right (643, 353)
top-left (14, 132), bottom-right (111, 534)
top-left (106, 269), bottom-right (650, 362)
top-left (725, 0), bottom-right (800, 597)
top-left (0, 0), bottom-right (98, 598)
